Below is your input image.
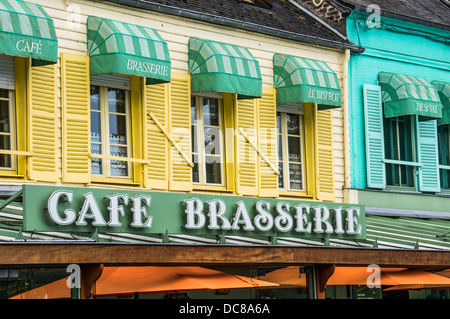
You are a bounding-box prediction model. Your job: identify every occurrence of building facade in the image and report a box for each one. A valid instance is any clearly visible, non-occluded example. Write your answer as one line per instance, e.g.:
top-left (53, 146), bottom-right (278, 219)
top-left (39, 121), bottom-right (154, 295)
top-left (0, 0), bottom-right (449, 300)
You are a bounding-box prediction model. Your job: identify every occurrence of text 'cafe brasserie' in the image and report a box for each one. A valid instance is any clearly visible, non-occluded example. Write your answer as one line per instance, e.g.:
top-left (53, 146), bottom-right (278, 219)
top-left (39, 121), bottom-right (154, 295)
top-left (23, 185), bottom-right (366, 241)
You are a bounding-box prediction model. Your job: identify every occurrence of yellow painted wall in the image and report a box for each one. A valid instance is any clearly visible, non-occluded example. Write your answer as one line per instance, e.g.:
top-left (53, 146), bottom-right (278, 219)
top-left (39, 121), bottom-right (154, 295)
top-left (5, 0), bottom-right (347, 202)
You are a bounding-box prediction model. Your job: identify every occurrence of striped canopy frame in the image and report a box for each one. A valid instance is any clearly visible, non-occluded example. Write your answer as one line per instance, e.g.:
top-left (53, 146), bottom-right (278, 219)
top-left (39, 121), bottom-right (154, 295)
top-left (188, 37), bottom-right (262, 99)
top-left (433, 81), bottom-right (450, 125)
top-left (87, 16), bottom-right (171, 84)
top-left (0, 0), bottom-right (57, 65)
top-left (379, 72), bottom-right (442, 121)
top-left (273, 54), bottom-right (342, 109)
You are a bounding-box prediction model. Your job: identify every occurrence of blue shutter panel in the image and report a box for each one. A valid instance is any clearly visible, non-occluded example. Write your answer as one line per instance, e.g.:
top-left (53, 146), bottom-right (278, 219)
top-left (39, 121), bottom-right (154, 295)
top-left (417, 119), bottom-right (441, 193)
top-left (363, 84), bottom-right (386, 189)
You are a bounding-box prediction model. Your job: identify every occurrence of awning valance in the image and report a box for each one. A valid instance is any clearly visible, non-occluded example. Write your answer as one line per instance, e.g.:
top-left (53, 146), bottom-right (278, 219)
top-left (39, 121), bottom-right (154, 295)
top-left (188, 37), bottom-right (262, 99)
top-left (379, 72), bottom-right (442, 121)
top-left (87, 16), bottom-right (171, 85)
top-left (433, 81), bottom-right (450, 125)
top-left (0, 0), bottom-right (57, 65)
top-left (273, 54), bottom-right (342, 109)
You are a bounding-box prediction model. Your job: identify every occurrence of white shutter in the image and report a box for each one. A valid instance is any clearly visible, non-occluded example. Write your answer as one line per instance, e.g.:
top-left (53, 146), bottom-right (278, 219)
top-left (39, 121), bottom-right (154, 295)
top-left (0, 55), bottom-right (15, 90)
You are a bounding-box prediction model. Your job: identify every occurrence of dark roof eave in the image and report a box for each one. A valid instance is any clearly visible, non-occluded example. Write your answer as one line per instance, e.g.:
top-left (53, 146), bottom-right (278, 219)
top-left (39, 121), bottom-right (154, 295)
top-left (102, 0), bottom-right (365, 53)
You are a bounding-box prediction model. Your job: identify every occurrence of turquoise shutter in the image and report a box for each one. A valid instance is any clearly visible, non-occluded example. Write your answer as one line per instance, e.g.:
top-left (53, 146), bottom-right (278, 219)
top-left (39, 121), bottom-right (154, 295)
top-left (363, 84), bottom-right (386, 189)
top-left (416, 118), bottom-right (441, 193)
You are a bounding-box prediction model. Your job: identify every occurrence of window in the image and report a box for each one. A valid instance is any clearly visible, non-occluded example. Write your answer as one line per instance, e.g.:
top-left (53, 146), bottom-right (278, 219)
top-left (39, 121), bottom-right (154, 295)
top-left (90, 80), bottom-right (132, 179)
top-left (438, 124), bottom-right (450, 190)
top-left (191, 94), bottom-right (225, 186)
top-left (383, 115), bottom-right (417, 188)
top-left (0, 56), bottom-right (16, 171)
top-left (277, 111), bottom-right (306, 191)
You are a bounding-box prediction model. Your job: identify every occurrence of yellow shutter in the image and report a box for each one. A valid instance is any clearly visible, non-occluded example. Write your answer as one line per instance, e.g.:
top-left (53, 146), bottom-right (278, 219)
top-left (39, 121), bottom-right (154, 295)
top-left (169, 73), bottom-right (192, 192)
top-left (144, 82), bottom-right (169, 189)
top-left (258, 88), bottom-right (279, 197)
top-left (28, 63), bottom-right (58, 182)
top-left (235, 97), bottom-right (258, 196)
top-left (61, 53), bottom-right (91, 184)
top-left (315, 108), bottom-right (335, 201)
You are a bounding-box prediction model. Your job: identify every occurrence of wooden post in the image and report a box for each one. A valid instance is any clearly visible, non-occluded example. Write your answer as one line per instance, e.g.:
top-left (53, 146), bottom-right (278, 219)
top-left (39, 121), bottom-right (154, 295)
top-left (315, 264), bottom-right (335, 299)
top-left (80, 264), bottom-right (104, 299)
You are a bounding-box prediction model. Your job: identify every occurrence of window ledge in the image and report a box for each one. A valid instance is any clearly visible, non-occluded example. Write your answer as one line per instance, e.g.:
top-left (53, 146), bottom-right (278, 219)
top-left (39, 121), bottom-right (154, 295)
top-left (278, 190), bottom-right (313, 199)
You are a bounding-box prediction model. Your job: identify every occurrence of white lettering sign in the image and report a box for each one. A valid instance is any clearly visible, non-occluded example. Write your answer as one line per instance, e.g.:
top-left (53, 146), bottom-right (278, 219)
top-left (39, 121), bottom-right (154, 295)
top-left (416, 102), bottom-right (439, 114)
top-left (16, 40), bottom-right (43, 55)
top-left (308, 88), bottom-right (340, 102)
top-left (127, 59), bottom-right (169, 76)
top-left (184, 198), bottom-right (362, 235)
top-left (47, 190), bottom-right (153, 229)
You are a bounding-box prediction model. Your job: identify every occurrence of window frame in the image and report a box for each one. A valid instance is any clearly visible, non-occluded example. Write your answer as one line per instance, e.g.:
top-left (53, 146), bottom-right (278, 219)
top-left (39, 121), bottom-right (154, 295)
top-left (383, 114), bottom-right (419, 190)
top-left (90, 84), bottom-right (133, 181)
top-left (276, 105), bottom-right (307, 193)
top-left (0, 88), bottom-right (17, 172)
top-left (191, 93), bottom-right (226, 187)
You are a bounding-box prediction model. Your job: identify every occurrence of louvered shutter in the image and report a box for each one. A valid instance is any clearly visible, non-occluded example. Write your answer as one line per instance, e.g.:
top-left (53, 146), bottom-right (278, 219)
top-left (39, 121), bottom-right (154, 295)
top-left (235, 98), bottom-right (258, 196)
top-left (61, 53), bottom-right (91, 183)
top-left (258, 87), bottom-right (279, 197)
top-left (363, 84), bottom-right (386, 189)
top-left (28, 63), bottom-right (58, 182)
top-left (169, 73), bottom-right (192, 192)
top-left (417, 118), bottom-right (440, 192)
top-left (145, 82), bottom-right (169, 189)
top-left (315, 107), bottom-right (335, 201)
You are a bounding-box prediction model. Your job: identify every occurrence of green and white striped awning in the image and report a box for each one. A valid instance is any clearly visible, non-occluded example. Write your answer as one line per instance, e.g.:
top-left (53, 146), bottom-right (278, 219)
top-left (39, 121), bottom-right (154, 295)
top-left (188, 37), bottom-right (262, 100)
top-left (0, 0), bottom-right (57, 65)
top-left (87, 16), bottom-right (171, 85)
top-left (273, 54), bottom-right (342, 109)
top-left (379, 72), bottom-right (443, 121)
top-left (433, 81), bottom-right (450, 125)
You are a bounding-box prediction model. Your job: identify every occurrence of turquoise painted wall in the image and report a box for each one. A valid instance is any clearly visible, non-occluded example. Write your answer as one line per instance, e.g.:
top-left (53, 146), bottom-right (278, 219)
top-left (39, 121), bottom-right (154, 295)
top-left (347, 11), bottom-right (450, 189)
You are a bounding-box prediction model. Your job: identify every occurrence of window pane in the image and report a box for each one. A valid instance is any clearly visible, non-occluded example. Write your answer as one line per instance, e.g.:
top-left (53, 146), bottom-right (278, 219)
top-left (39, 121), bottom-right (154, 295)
top-left (109, 114), bottom-right (127, 145)
top-left (277, 134), bottom-right (283, 161)
top-left (205, 157), bottom-right (222, 184)
top-left (289, 163), bottom-right (303, 190)
top-left (441, 169), bottom-right (450, 190)
top-left (191, 97), bottom-right (197, 124)
top-left (0, 89), bottom-right (8, 99)
top-left (438, 125), bottom-right (450, 165)
top-left (204, 127), bottom-right (221, 155)
top-left (203, 98), bottom-right (219, 126)
top-left (0, 100), bottom-right (10, 133)
top-left (287, 114), bottom-right (300, 135)
top-left (108, 88), bottom-right (126, 113)
top-left (110, 160), bottom-right (129, 177)
top-left (288, 136), bottom-right (301, 162)
top-left (90, 112), bottom-right (101, 143)
top-left (90, 86), bottom-right (100, 110)
top-left (191, 125), bottom-right (198, 153)
top-left (192, 154), bottom-right (199, 183)
top-left (0, 135), bottom-right (11, 168)
top-left (276, 112), bottom-right (281, 134)
top-left (278, 161), bottom-right (284, 189)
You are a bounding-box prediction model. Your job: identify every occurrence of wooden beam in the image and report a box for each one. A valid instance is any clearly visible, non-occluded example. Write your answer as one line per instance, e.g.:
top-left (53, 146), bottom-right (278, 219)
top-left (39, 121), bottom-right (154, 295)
top-left (315, 264), bottom-right (335, 299)
top-left (0, 244), bottom-right (449, 268)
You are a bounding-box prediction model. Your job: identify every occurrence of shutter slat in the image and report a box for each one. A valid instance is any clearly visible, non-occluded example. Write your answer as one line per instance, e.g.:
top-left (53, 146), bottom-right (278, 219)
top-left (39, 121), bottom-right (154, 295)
top-left (61, 53), bottom-right (91, 183)
top-left (29, 63), bottom-right (58, 182)
top-left (169, 73), bottom-right (192, 191)
top-left (364, 84), bottom-right (386, 189)
top-left (258, 87), bottom-right (279, 197)
top-left (236, 98), bottom-right (258, 195)
top-left (417, 119), bottom-right (440, 192)
top-left (145, 82), bottom-right (169, 189)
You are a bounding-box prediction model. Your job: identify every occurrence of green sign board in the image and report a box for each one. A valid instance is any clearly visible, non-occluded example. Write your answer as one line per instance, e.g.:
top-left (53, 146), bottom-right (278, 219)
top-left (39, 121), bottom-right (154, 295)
top-left (22, 185), bottom-right (366, 240)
